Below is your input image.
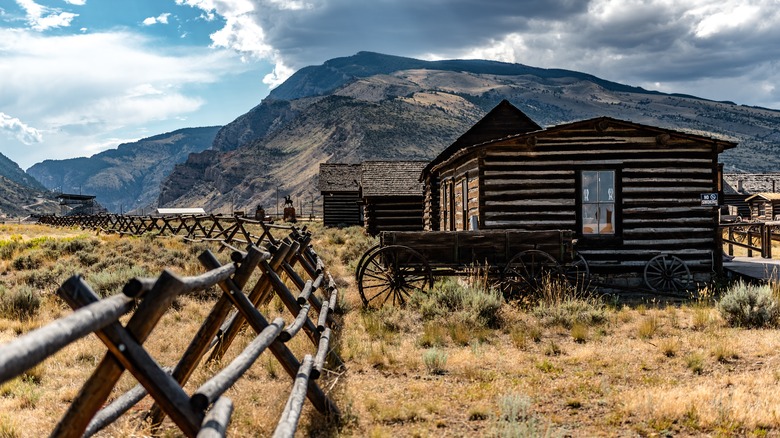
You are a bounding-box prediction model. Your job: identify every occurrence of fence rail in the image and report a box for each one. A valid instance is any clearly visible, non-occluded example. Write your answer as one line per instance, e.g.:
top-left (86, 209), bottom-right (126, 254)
top-left (721, 221), bottom-right (780, 258)
top-left (0, 225), bottom-right (342, 437)
top-left (38, 214), bottom-right (288, 249)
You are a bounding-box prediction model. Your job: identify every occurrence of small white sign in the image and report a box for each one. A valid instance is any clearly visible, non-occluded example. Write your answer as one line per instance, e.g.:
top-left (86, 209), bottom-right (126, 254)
top-left (700, 193), bottom-right (718, 206)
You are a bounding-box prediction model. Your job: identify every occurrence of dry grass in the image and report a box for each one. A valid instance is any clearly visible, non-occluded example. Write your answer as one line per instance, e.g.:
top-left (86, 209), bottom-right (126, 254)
top-left (3, 223), bottom-right (780, 436)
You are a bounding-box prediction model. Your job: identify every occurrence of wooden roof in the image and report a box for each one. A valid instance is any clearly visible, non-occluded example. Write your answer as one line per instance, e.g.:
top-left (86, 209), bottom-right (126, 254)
top-left (318, 163), bottom-right (362, 192)
top-left (361, 161), bottom-right (427, 197)
top-left (57, 193), bottom-right (96, 201)
top-left (745, 193), bottom-right (780, 202)
top-left (422, 100), bottom-right (541, 177)
top-left (426, 114), bottom-right (738, 175)
top-left (723, 173), bottom-right (780, 195)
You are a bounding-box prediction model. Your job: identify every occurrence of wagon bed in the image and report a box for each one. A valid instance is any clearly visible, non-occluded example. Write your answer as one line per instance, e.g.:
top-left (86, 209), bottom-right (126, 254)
top-left (355, 229), bottom-right (585, 308)
top-left (380, 229), bottom-right (575, 273)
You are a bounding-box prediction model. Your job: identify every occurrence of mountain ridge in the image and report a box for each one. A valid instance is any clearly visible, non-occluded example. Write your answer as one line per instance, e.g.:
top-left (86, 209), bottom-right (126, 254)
top-left (0, 151), bottom-right (58, 217)
top-left (27, 126), bottom-right (220, 213)
top-left (156, 52), bottom-right (780, 215)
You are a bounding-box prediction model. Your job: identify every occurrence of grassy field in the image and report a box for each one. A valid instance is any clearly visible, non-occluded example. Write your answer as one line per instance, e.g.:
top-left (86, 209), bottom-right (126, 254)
top-left (2, 223), bottom-right (780, 437)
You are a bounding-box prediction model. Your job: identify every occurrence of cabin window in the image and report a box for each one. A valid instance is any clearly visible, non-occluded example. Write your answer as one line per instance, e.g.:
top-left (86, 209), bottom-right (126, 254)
top-left (581, 170), bottom-right (615, 235)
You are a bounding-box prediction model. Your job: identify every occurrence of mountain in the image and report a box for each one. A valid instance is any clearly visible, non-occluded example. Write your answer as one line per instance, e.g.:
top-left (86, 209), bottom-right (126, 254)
top-left (158, 52), bottom-right (780, 214)
top-left (28, 126), bottom-right (220, 213)
top-left (0, 152), bottom-right (58, 217)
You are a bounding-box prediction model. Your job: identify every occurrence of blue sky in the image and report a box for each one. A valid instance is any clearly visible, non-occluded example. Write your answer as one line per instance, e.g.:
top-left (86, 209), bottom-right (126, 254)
top-left (2, 0), bottom-right (780, 169)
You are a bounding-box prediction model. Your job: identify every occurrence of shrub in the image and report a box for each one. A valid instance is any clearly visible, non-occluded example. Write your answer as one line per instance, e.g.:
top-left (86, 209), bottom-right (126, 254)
top-left (11, 250), bottom-right (46, 271)
top-left (530, 276), bottom-right (607, 329)
top-left (411, 276), bottom-right (503, 328)
top-left (0, 284), bottom-right (41, 320)
top-left (422, 348), bottom-right (448, 375)
top-left (718, 281), bottom-right (780, 328)
top-left (0, 241), bottom-right (21, 261)
top-left (495, 393), bottom-right (549, 436)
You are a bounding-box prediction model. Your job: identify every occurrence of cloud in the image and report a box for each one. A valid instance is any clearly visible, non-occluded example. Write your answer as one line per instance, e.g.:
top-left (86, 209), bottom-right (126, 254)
top-left (142, 12), bottom-right (171, 26)
top-left (0, 27), bottom-right (252, 166)
top-left (15, 0), bottom-right (77, 31)
top-left (63, 0), bottom-right (86, 5)
top-left (174, 0), bottom-right (780, 107)
top-left (0, 113), bottom-right (43, 144)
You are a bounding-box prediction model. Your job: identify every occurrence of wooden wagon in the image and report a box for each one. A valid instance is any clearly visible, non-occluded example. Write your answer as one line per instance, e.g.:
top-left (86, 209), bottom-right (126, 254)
top-left (354, 229), bottom-right (590, 308)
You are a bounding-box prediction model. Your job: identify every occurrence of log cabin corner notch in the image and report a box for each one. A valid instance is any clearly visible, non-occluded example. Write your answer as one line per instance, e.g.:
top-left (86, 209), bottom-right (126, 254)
top-left (421, 100), bottom-right (737, 293)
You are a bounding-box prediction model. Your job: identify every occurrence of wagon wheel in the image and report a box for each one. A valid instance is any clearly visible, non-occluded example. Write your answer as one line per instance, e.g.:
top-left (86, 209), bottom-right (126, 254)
top-left (354, 244), bottom-right (381, 282)
top-left (501, 250), bottom-right (562, 298)
top-left (731, 225), bottom-right (749, 244)
top-left (357, 245), bottom-right (433, 308)
top-left (643, 255), bottom-right (692, 293)
top-left (564, 253), bottom-right (591, 291)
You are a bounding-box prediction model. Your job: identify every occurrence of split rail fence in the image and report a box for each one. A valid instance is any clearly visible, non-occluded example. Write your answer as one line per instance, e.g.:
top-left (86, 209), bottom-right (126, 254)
top-left (37, 214), bottom-right (286, 249)
top-left (721, 221), bottom-right (780, 258)
top-left (0, 225), bottom-right (343, 437)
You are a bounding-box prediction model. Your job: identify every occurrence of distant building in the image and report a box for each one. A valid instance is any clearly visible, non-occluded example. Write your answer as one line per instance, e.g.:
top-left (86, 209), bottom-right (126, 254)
top-left (57, 193), bottom-right (96, 216)
top-left (722, 173), bottom-right (780, 218)
top-left (318, 163), bottom-right (363, 227)
top-left (156, 208), bottom-right (206, 216)
top-left (361, 161), bottom-right (427, 236)
top-left (745, 193), bottom-right (780, 221)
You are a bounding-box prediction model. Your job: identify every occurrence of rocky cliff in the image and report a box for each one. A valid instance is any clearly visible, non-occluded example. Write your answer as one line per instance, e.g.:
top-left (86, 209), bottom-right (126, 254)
top-left (157, 52), bottom-right (780, 214)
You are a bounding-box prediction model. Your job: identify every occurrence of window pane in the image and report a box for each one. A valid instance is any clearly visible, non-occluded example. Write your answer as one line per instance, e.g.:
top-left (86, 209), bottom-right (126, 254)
top-left (598, 171), bottom-right (615, 202)
top-left (582, 171), bottom-right (598, 203)
top-left (582, 204), bottom-right (598, 234)
top-left (599, 204), bottom-right (615, 234)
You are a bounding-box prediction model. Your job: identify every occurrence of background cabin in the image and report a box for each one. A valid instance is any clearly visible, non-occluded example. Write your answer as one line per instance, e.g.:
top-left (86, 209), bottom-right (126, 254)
top-left (57, 193), bottom-right (96, 216)
top-left (745, 193), bottom-right (780, 221)
top-left (361, 161), bottom-right (426, 236)
top-left (318, 163), bottom-right (363, 227)
top-left (722, 173), bottom-right (780, 219)
top-left (421, 101), bottom-right (736, 292)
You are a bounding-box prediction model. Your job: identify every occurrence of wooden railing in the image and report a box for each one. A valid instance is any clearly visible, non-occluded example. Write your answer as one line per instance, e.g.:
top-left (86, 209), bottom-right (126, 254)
top-left (721, 221), bottom-right (780, 258)
top-left (37, 214), bottom-right (288, 249)
top-left (0, 226), bottom-right (342, 437)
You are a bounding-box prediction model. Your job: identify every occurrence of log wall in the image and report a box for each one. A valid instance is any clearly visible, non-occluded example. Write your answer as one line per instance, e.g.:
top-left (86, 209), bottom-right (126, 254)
top-left (431, 122), bottom-right (726, 288)
top-left (322, 191), bottom-right (362, 227)
top-left (364, 196), bottom-right (424, 236)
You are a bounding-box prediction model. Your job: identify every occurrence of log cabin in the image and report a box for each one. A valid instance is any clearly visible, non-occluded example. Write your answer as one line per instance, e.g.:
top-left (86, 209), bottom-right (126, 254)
top-left (361, 161), bottom-right (427, 236)
top-left (318, 163), bottom-right (363, 227)
top-left (722, 173), bottom-right (780, 219)
top-left (421, 100), bottom-right (737, 292)
top-left (745, 193), bottom-right (780, 221)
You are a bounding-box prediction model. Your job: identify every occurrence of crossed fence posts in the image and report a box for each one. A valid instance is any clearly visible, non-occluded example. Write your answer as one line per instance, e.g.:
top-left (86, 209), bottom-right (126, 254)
top-left (37, 214), bottom-right (288, 250)
top-left (0, 224), bottom-right (343, 437)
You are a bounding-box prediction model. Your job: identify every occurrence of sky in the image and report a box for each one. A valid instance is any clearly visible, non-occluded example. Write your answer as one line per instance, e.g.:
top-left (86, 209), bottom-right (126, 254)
top-left (1, 0), bottom-right (780, 170)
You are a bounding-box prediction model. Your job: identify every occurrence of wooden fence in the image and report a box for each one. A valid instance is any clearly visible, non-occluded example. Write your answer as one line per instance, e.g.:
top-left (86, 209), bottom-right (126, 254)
top-left (0, 225), bottom-right (342, 437)
top-left (721, 221), bottom-right (780, 258)
top-left (37, 214), bottom-right (288, 249)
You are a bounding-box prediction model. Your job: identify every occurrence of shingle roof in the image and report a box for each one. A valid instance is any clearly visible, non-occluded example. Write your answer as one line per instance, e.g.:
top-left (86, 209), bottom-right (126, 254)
top-left (745, 192), bottom-right (780, 202)
top-left (361, 161), bottom-right (427, 197)
top-left (318, 163), bottom-right (362, 192)
top-left (723, 173), bottom-right (780, 195)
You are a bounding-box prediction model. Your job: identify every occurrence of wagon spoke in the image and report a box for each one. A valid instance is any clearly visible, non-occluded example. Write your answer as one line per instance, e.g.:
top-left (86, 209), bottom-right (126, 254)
top-left (366, 285), bottom-right (393, 304)
top-left (362, 272), bottom-right (390, 282)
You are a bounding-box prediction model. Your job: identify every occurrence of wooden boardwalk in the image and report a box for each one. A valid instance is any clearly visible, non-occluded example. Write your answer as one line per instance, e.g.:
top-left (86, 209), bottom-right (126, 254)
top-left (723, 256), bottom-right (780, 282)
